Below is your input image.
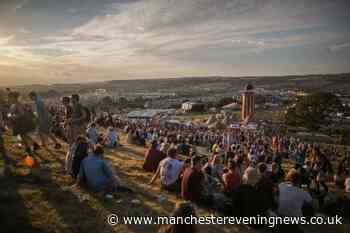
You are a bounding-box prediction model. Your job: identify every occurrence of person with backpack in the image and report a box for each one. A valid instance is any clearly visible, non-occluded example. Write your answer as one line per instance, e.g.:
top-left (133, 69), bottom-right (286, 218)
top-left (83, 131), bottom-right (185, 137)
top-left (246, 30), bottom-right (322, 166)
top-left (67, 94), bottom-right (89, 143)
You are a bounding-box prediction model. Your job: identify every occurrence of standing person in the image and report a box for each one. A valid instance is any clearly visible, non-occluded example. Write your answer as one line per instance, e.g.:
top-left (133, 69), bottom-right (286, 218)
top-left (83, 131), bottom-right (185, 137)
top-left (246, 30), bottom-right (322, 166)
top-left (0, 106), bottom-right (5, 155)
top-left (8, 92), bottom-right (37, 155)
top-left (71, 136), bottom-right (89, 179)
top-left (62, 96), bottom-right (73, 144)
top-left (68, 94), bottom-right (87, 144)
top-left (29, 92), bottom-right (61, 149)
top-left (157, 201), bottom-right (199, 233)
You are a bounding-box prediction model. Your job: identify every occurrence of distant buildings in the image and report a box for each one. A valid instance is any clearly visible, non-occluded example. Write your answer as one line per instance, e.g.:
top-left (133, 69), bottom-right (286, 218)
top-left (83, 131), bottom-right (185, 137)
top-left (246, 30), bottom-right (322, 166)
top-left (181, 102), bottom-right (205, 113)
top-left (94, 89), bottom-right (107, 95)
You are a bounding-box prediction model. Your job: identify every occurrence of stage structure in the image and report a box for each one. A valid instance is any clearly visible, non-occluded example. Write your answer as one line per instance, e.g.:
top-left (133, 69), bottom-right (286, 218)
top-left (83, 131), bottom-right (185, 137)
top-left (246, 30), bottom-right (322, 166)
top-left (241, 83), bottom-right (255, 122)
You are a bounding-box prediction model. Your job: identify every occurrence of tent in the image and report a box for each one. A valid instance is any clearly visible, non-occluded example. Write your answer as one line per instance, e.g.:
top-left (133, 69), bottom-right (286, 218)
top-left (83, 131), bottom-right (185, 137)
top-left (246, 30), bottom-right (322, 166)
top-left (127, 109), bottom-right (175, 119)
top-left (230, 123), bottom-right (241, 129)
top-left (222, 102), bottom-right (240, 110)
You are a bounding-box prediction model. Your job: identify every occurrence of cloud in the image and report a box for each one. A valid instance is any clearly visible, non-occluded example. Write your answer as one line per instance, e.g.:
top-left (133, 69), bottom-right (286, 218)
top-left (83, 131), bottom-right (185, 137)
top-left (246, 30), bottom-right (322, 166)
top-left (329, 42), bottom-right (350, 52)
top-left (0, 35), bottom-right (14, 45)
top-left (67, 8), bottom-right (78, 14)
top-left (14, 0), bottom-right (29, 12)
top-left (61, 0), bottom-right (339, 62)
top-left (1, 0), bottom-right (350, 85)
top-left (18, 28), bottom-right (31, 34)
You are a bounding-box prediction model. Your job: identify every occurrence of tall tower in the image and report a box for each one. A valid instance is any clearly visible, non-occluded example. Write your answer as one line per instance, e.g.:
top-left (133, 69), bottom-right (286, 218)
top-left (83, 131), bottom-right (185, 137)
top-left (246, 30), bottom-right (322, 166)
top-left (241, 83), bottom-right (255, 122)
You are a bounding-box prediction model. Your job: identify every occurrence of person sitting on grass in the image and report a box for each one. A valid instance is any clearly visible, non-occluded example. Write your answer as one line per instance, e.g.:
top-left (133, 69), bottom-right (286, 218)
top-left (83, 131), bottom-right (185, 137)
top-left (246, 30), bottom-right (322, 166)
top-left (143, 140), bottom-right (165, 173)
top-left (203, 153), bottom-right (225, 184)
top-left (157, 201), bottom-right (199, 233)
top-left (277, 169), bottom-right (314, 217)
top-left (104, 126), bottom-right (119, 148)
top-left (255, 162), bottom-right (276, 211)
top-left (181, 156), bottom-right (212, 205)
top-left (77, 145), bottom-right (121, 194)
top-left (149, 148), bottom-right (183, 192)
top-left (242, 162), bottom-right (259, 186)
top-left (270, 162), bottom-right (285, 184)
top-left (222, 160), bottom-right (241, 196)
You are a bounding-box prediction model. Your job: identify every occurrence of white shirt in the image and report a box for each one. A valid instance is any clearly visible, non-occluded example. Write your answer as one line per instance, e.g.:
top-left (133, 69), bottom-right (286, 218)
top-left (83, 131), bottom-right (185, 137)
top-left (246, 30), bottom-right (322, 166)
top-left (278, 182), bottom-right (312, 217)
top-left (159, 157), bottom-right (183, 186)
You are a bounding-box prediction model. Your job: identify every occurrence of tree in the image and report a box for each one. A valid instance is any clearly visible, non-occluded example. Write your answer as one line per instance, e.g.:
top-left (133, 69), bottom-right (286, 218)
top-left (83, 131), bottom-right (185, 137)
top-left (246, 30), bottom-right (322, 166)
top-left (285, 92), bottom-right (343, 131)
top-left (0, 90), bottom-right (6, 106)
top-left (216, 97), bottom-right (233, 108)
top-left (101, 96), bottom-right (113, 106)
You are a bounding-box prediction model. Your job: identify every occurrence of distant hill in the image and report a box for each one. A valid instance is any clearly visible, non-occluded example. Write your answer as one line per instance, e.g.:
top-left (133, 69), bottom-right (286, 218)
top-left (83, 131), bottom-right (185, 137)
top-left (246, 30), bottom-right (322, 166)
top-left (7, 73), bottom-right (350, 96)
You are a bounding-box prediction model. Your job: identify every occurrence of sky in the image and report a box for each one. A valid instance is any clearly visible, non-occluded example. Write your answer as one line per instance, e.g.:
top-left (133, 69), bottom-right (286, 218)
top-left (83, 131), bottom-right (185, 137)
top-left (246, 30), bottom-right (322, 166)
top-left (0, 0), bottom-right (350, 86)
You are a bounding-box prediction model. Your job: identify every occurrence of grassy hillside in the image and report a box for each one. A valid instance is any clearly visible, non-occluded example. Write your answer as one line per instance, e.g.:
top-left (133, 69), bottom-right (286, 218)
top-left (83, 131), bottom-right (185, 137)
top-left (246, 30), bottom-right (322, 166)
top-left (0, 133), bottom-right (349, 233)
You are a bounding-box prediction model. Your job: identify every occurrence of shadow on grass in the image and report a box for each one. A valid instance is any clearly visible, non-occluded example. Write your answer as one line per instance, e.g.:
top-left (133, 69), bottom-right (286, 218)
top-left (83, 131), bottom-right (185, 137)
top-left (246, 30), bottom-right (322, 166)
top-left (0, 175), bottom-right (42, 233)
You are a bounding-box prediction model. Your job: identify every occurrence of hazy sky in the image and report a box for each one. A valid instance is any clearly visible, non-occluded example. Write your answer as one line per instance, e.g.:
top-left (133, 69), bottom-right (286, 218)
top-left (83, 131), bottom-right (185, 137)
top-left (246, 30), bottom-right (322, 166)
top-left (1, 0), bottom-right (350, 85)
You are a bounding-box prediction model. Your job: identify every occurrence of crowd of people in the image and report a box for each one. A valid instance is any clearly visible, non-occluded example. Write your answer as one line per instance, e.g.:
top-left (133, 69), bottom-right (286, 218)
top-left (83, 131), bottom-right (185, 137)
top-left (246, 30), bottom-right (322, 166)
top-left (140, 126), bottom-right (349, 214)
top-left (0, 91), bottom-right (123, 194)
top-left (0, 90), bottom-right (350, 232)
